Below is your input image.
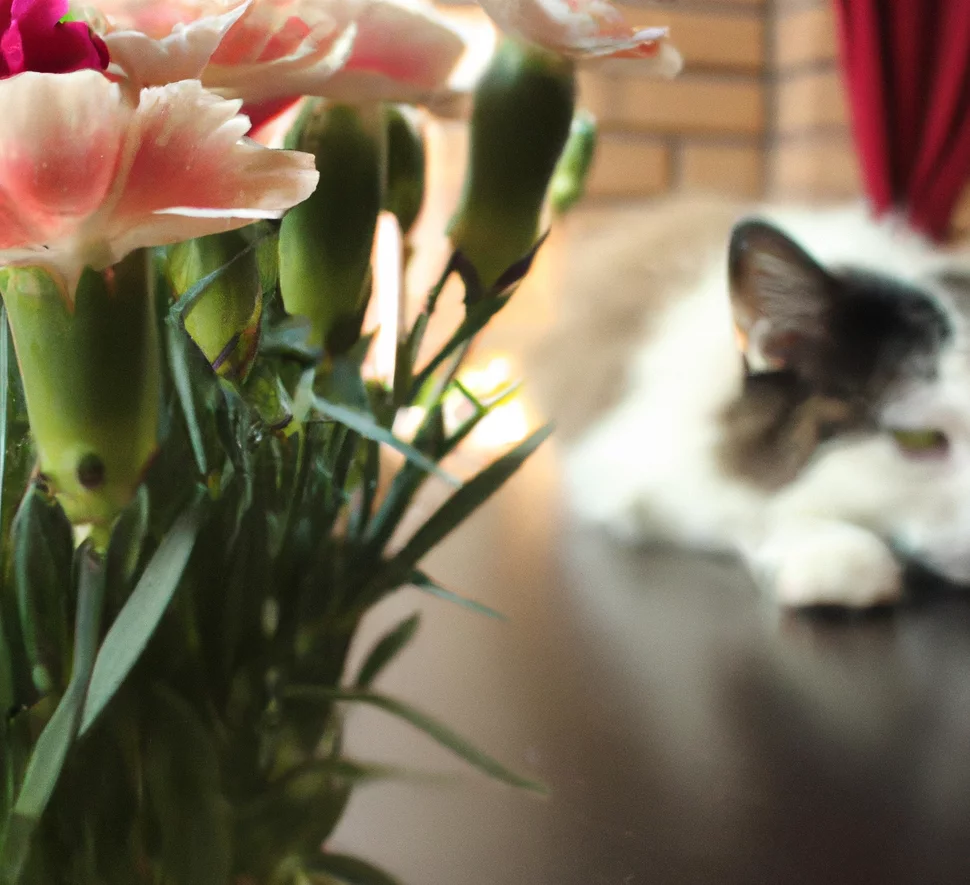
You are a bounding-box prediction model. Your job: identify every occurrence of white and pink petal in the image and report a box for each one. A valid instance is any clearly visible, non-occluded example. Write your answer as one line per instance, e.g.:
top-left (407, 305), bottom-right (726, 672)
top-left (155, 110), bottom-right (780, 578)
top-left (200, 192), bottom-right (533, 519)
top-left (0, 72), bottom-right (318, 297)
top-left (477, 0), bottom-right (681, 69)
top-left (0, 71), bottom-right (127, 257)
top-left (349, 0), bottom-right (464, 90)
top-left (202, 18), bottom-right (358, 103)
top-left (100, 1), bottom-right (252, 85)
top-left (86, 0), bottom-right (469, 106)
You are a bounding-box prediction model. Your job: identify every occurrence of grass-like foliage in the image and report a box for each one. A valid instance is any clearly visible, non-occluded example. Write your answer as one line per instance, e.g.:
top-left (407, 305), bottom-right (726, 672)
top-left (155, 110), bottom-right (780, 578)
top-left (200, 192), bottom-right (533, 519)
top-left (0, 227), bottom-right (549, 885)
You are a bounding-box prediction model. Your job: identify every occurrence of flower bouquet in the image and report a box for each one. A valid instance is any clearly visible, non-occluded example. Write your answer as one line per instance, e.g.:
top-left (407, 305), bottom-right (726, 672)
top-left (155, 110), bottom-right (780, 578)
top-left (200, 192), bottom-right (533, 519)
top-left (0, 0), bottom-right (676, 882)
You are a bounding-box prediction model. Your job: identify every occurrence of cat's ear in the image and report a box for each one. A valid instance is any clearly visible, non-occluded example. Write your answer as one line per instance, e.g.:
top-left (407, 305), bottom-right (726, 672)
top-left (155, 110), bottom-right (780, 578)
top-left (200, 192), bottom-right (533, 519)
top-left (729, 219), bottom-right (837, 378)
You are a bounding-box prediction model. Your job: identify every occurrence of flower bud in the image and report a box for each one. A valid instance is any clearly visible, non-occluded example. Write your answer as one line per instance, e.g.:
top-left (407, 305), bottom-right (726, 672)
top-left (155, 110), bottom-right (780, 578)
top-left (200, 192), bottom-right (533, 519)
top-left (167, 230), bottom-right (263, 381)
top-left (1, 251), bottom-right (161, 528)
top-left (383, 105), bottom-right (426, 238)
top-left (279, 100), bottom-right (384, 354)
top-left (448, 39), bottom-right (576, 289)
top-left (548, 110), bottom-right (597, 216)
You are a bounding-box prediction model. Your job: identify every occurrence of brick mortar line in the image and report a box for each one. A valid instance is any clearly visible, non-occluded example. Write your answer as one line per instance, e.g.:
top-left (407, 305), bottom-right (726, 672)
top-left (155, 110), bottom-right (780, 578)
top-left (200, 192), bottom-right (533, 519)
top-left (668, 135), bottom-right (686, 190)
top-left (626, 0), bottom-right (766, 18)
top-left (762, 0), bottom-right (780, 195)
top-left (590, 127), bottom-right (766, 147)
top-left (776, 121), bottom-right (850, 139)
top-left (596, 123), bottom-right (766, 137)
top-left (590, 131), bottom-right (675, 146)
top-left (773, 0), bottom-right (828, 12)
top-left (774, 58), bottom-right (840, 81)
top-left (774, 125), bottom-right (853, 145)
top-left (679, 62), bottom-right (766, 77)
top-left (652, 68), bottom-right (766, 85)
top-left (592, 68), bottom-right (764, 85)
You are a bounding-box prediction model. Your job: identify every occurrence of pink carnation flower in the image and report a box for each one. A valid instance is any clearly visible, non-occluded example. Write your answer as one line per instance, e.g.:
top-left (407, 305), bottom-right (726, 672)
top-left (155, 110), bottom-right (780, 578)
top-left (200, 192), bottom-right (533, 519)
top-left (0, 0), bottom-right (109, 76)
top-left (0, 69), bottom-right (319, 298)
top-left (87, 0), bottom-right (465, 107)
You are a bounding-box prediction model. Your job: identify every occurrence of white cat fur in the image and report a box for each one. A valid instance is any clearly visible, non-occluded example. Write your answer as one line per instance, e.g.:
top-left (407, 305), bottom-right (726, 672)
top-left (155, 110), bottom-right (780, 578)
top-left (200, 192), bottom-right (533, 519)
top-left (562, 204), bottom-right (970, 607)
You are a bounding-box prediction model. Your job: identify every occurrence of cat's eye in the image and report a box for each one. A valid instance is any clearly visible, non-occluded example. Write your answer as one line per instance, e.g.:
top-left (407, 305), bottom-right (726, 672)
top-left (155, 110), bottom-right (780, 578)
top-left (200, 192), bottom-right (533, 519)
top-left (889, 428), bottom-right (949, 457)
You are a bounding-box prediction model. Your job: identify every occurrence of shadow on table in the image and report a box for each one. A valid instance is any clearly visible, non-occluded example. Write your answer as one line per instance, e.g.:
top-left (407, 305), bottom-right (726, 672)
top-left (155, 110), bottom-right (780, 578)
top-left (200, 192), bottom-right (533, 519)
top-left (333, 454), bottom-right (970, 885)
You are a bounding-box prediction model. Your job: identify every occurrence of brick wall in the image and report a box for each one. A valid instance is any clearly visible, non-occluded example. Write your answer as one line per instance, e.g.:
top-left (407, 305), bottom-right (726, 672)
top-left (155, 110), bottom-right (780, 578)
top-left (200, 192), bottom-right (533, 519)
top-left (769, 0), bottom-right (860, 200)
top-left (579, 0), bottom-right (769, 200)
top-left (437, 2), bottom-right (970, 226)
top-left (574, 0), bottom-right (863, 202)
top-left (439, 0), bottom-right (844, 202)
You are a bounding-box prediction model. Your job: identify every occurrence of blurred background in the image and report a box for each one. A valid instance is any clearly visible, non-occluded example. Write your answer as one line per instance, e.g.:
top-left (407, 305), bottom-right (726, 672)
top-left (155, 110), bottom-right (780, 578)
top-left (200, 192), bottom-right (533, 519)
top-left (431, 0), bottom-right (970, 223)
top-left (336, 3), bottom-right (970, 883)
top-left (386, 0), bottom-right (970, 447)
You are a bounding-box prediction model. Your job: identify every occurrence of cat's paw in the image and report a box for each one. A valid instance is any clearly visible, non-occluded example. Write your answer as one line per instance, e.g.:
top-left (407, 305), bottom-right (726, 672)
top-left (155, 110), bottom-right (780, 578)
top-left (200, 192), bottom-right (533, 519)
top-left (756, 521), bottom-right (903, 609)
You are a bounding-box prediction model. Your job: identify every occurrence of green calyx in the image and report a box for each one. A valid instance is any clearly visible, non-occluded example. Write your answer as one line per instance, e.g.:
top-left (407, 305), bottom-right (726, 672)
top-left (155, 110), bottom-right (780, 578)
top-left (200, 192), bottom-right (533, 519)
top-left (167, 230), bottom-right (263, 382)
top-left (1, 252), bottom-right (161, 529)
top-left (549, 110), bottom-right (598, 216)
top-left (448, 38), bottom-right (576, 289)
top-left (383, 104), bottom-right (427, 238)
top-left (279, 100), bottom-right (385, 355)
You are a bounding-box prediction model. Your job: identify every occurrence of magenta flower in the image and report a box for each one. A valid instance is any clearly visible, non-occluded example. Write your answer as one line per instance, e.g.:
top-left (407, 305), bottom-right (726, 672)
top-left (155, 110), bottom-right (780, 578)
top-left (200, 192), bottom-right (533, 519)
top-left (0, 0), bottom-right (109, 77)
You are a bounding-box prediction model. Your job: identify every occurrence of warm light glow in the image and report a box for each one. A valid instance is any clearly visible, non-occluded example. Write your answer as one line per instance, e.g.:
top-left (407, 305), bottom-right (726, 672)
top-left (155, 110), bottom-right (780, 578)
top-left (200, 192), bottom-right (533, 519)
top-left (468, 396), bottom-right (531, 449)
top-left (390, 354), bottom-right (533, 455)
top-left (393, 405), bottom-right (427, 441)
top-left (445, 354), bottom-right (533, 450)
top-left (365, 211), bottom-right (404, 382)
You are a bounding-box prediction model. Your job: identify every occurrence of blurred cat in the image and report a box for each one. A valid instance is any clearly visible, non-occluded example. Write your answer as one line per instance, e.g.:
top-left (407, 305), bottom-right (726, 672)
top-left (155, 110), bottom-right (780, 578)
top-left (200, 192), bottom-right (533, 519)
top-left (528, 196), bottom-right (970, 608)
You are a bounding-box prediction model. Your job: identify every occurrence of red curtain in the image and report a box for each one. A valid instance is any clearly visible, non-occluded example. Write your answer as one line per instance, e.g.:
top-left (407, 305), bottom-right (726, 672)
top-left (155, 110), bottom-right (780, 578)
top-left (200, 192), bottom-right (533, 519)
top-left (834, 0), bottom-right (970, 240)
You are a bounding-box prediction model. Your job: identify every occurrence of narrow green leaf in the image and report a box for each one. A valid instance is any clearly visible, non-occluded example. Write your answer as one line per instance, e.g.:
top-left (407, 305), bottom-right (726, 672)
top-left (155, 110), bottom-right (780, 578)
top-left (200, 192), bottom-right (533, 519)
top-left (0, 303), bottom-right (36, 584)
top-left (444, 380), bottom-right (524, 457)
top-left (11, 484), bottom-right (73, 693)
top-left (105, 485), bottom-right (150, 596)
top-left (0, 305), bottom-right (8, 538)
top-left (358, 406), bottom-right (445, 560)
top-left (355, 613), bottom-right (420, 688)
top-left (232, 755), bottom-right (379, 872)
top-left (241, 361), bottom-right (293, 431)
top-left (409, 571), bottom-right (504, 621)
top-left (79, 492), bottom-right (206, 735)
top-left (313, 397), bottom-right (458, 487)
top-left (0, 545), bottom-right (106, 883)
top-left (347, 439), bottom-right (379, 540)
top-left (409, 294), bottom-right (509, 399)
top-left (143, 684), bottom-right (232, 885)
top-left (287, 687), bottom-right (545, 792)
top-left (259, 314), bottom-right (321, 364)
top-left (168, 231), bottom-right (270, 322)
top-left (327, 425), bottom-right (359, 512)
top-left (304, 853), bottom-right (403, 885)
top-left (325, 336), bottom-right (375, 408)
top-left (422, 249), bottom-right (460, 316)
top-left (166, 318), bottom-right (213, 475)
top-left (238, 758), bottom-right (399, 821)
top-left (389, 424), bottom-right (553, 576)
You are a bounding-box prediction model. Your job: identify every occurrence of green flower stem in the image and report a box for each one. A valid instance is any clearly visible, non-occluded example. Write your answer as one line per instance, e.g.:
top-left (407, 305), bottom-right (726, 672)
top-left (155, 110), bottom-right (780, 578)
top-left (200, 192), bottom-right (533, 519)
top-left (1, 252), bottom-right (161, 529)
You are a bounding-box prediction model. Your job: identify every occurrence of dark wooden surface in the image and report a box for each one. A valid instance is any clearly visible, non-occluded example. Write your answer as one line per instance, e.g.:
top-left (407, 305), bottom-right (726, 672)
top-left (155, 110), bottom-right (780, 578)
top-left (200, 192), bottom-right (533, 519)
top-left (332, 447), bottom-right (970, 885)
